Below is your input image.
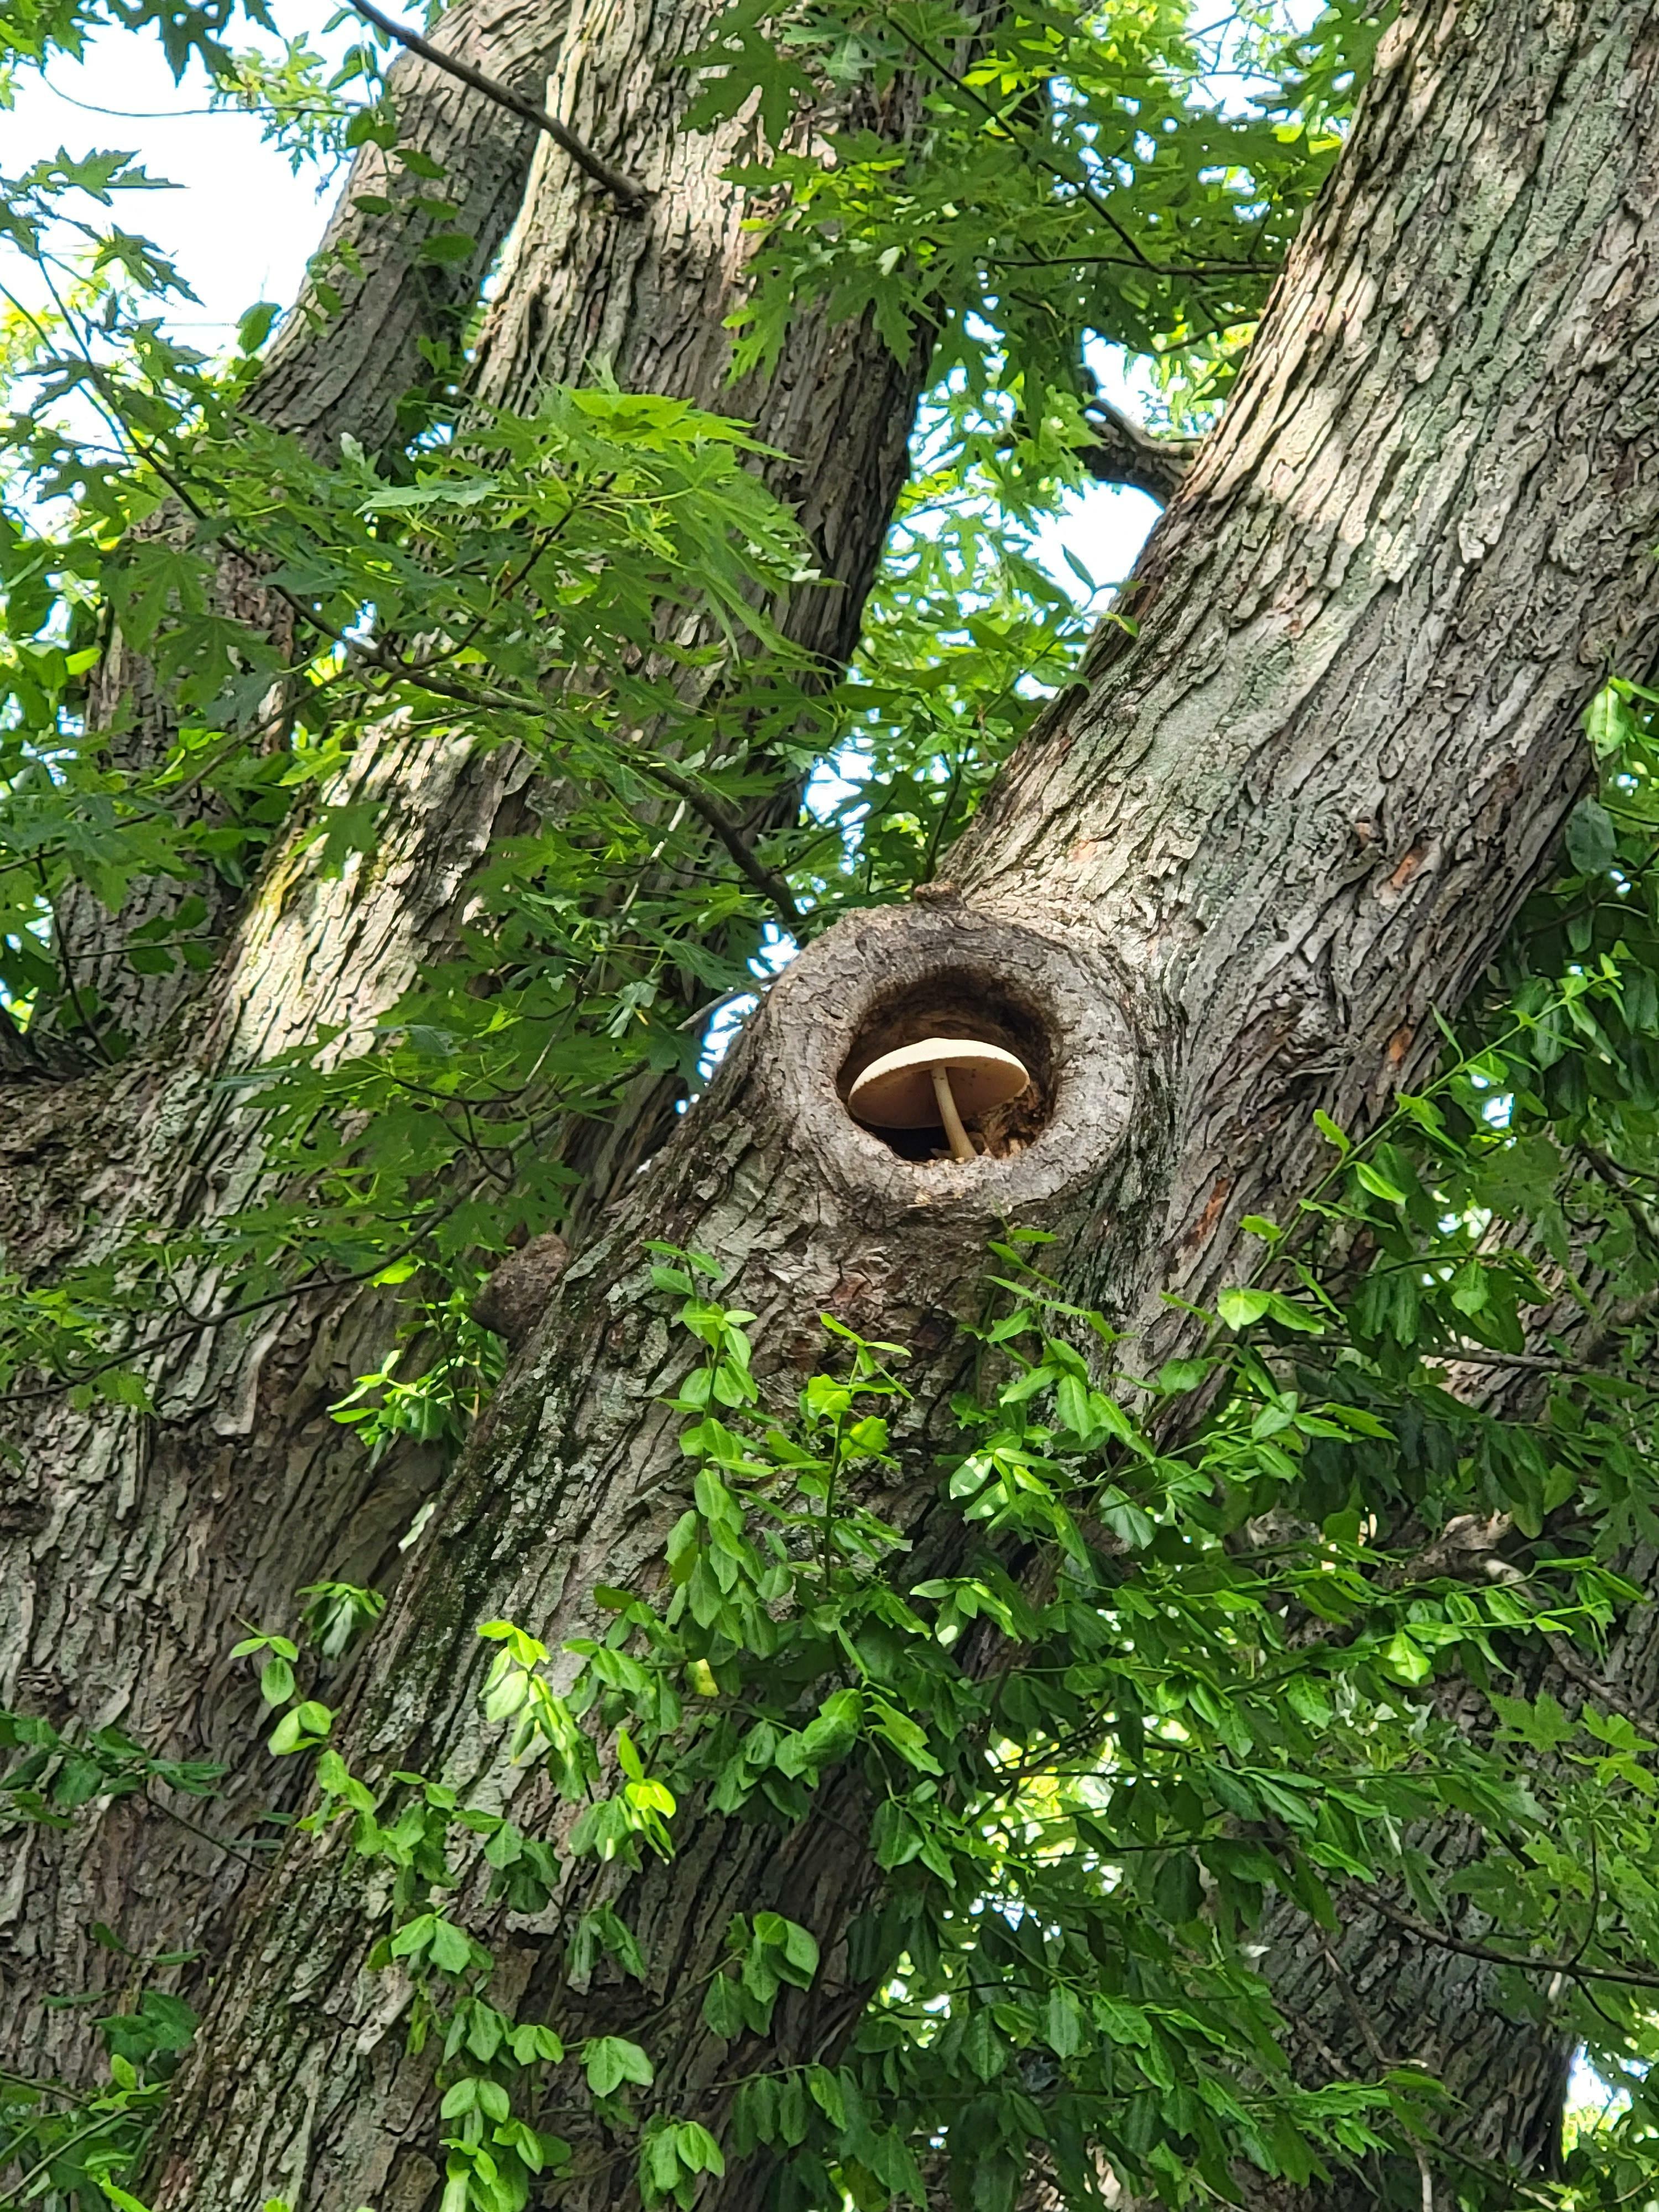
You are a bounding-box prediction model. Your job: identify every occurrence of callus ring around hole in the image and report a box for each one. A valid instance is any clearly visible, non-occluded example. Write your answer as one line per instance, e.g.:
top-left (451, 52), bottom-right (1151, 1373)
top-left (847, 1037), bottom-right (1031, 1163)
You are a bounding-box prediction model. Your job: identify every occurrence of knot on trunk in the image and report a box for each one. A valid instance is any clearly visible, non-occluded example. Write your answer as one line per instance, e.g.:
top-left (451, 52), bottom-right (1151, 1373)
top-left (473, 1229), bottom-right (571, 1347)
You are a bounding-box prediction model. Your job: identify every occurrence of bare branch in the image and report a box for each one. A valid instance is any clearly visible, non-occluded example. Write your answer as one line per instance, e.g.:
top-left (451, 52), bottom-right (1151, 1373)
top-left (1363, 1895), bottom-right (1659, 1992)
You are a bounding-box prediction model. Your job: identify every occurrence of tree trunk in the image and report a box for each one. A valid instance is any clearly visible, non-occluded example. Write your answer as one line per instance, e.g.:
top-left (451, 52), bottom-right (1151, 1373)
top-left (1243, 1835), bottom-right (1575, 2211)
top-left (0, 0), bottom-right (935, 2093)
top-left (46, 0), bottom-right (572, 1056)
top-left (144, 2), bottom-right (1659, 2205)
top-left (1241, 1347), bottom-right (1658, 2209)
top-left (252, 0), bottom-right (571, 463)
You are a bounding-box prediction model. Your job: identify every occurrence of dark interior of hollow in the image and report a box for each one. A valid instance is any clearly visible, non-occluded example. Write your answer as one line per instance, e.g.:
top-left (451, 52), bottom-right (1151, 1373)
top-left (837, 967), bottom-right (1056, 1162)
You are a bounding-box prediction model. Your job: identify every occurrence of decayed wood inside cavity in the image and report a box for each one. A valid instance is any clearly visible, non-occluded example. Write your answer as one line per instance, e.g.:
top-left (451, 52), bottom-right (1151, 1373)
top-left (834, 964), bottom-right (1053, 1160)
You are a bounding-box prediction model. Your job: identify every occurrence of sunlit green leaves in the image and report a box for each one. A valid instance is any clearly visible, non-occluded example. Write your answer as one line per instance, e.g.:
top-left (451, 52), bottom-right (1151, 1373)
top-left (13, 4), bottom-right (1659, 2209)
top-left (709, 0), bottom-right (1365, 448)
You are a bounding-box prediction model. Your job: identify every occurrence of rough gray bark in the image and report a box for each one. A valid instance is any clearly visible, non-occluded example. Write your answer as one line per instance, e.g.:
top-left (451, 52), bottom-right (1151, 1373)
top-left (253, 0), bottom-right (571, 460)
top-left (43, 0), bottom-right (572, 1055)
top-left (143, 3), bottom-right (1659, 2206)
top-left (468, 0), bottom-right (925, 667)
top-left (1243, 1827), bottom-right (1574, 2211)
top-left (1240, 1333), bottom-right (1659, 2209)
top-left (0, 0), bottom-right (939, 2101)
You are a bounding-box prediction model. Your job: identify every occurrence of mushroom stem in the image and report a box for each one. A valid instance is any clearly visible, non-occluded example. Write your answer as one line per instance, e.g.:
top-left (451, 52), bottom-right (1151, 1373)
top-left (931, 1065), bottom-right (977, 1163)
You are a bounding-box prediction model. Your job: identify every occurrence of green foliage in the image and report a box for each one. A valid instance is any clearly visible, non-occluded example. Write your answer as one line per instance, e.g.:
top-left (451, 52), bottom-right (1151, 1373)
top-left (0, 1707), bottom-right (223, 1827)
top-left (0, 306), bottom-right (838, 1386)
top-left (0, 1896), bottom-right (200, 2206)
top-left (17, 3), bottom-right (1659, 2210)
top-left (0, 0), bottom-right (1374, 1418)
top-left (695, 0), bottom-right (1357, 434)
top-left (50, 1124), bottom-right (1659, 2212)
top-left (0, 2039), bottom-right (186, 2212)
top-left (19, 907), bottom-right (1659, 2212)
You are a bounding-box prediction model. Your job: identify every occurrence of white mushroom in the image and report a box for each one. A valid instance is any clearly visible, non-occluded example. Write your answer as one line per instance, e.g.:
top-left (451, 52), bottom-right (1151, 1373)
top-left (847, 1037), bottom-right (1031, 1163)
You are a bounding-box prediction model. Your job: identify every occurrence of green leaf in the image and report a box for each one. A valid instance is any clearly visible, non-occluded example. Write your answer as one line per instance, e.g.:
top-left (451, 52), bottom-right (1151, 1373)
top-left (428, 1917), bottom-right (473, 1974)
top-left (1352, 1160), bottom-right (1408, 1205)
top-left (961, 2008), bottom-right (1006, 2082)
top-left (583, 2034), bottom-right (654, 2096)
top-left (1312, 1108), bottom-right (1351, 1155)
top-left (1045, 1987), bottom-right (1083, 2059)
top-left (1217, 1287), bottom-right (1270, 1330)
top-left (237, 300), bottom-right (279, 352)
top-left (1566, 796), bottom-right (1618, 874)
top-left (417, 229), bottom-right (478, 265)
top-left (1381, 1632), bottom-right (1432, 1687)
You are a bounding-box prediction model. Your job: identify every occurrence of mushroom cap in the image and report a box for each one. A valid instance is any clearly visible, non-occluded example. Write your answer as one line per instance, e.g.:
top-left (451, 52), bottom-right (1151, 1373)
top-left (847, 1036), bottom-right (1032, 1130)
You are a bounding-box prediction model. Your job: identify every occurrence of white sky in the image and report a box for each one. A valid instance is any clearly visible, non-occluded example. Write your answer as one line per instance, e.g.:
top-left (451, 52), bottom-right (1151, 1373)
top-left (3, 6), bottom-right (341, 335)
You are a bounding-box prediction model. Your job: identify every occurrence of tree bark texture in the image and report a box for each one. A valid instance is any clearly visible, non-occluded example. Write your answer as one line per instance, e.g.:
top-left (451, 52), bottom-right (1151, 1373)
top-left (468, 0), bottom-right (927, 670)
top-left (1241, 1822), bottom-right (1575, 2211)
top-left (144, 2), bottom-right (1659, 2205)
top-left (0, 0), bottom-right (938, 2094)
top-left (45, 0), bottom-right (572, 1055)
top-left (252, 0), bottom-right (571, 463)
top-left (1242, 1507), bottom-right (1658, 2207)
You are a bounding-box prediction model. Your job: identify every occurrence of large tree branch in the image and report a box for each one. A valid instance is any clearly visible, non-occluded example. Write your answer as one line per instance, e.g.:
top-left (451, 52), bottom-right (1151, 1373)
top-left (1079, 398), bottom-right (1201, 503)
top-left (254, 0), bottom-right (574, 457)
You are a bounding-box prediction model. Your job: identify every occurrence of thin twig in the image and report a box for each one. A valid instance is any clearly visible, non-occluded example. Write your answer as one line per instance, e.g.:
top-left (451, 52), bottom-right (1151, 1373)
top-left (1364, 1895), bottom-right (1659, 1991)
top-left (1313, 1933), bottom-right (1389, 2069)
top-left (0, 1219), bottom-right (447, 1410)
top-left (0, 2119), bottom-right (127, 2212)
top-left (335, 637), bottom-right (807, 931)
top-left (1473, 1553), bottom-right (1656, 1733)
top-left (880, 9), bottom-right (1269, 286)
top-left (30, 857), bottom-right (114, 1065)
top-left (988, 249), bottom-right (1279, 275)
top-left (347, 0), bottom-right (649, 213)
top-left (625, 752), bottom-right (805, 933)
top-left (1314, 1926), bottom-right (1437, 2212)
top-left (0, 1050), bottom-right (671, 1410)
top-left (142, 1782), bottom-right (272, 1868)
top-left (1536, 1619), bottom-right (1651, 1735)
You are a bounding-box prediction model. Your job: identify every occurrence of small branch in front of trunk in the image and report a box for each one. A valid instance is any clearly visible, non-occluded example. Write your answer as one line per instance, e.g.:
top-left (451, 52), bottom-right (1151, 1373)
top-left (1080, 398), bottom-right (1201, 504)
top-left (1312, 1927), bottom-right (1441, 2212)
top-left (55, 369), bottom-right (804, 939)
top-left (1360, 1895), bottom-right (1659, 1992)
top-left (346, 0), bottom-right (650, 215)
top-left (345, 637), bottom-right (808, 932)
top-left (617, 750), bottom-right (808, 934)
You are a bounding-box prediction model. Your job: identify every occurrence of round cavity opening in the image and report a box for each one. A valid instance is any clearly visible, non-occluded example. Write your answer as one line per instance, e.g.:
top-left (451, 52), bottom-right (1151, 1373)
top-left (836, 968), bottom-right (1056, 1164)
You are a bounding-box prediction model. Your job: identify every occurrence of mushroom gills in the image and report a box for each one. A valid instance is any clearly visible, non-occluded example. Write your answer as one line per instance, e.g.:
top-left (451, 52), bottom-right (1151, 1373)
top-left (847, 1037), bottom-right (1031, 1163)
